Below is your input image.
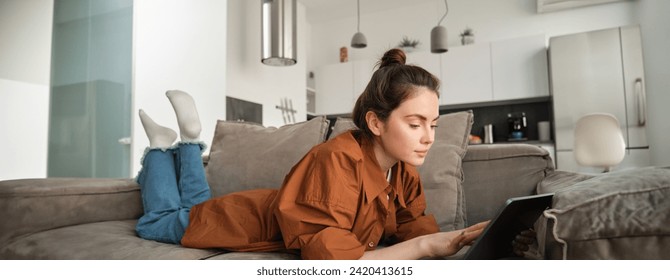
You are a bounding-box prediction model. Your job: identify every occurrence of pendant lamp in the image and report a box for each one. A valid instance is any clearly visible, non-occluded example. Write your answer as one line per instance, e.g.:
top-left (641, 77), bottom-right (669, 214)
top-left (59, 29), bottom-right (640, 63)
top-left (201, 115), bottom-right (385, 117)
top-left (351, 0), bottom-right (367, 48)
top-left (431, 0), bottom-right (449, 53)
top-left (261, 0), bottom-right (297, 66)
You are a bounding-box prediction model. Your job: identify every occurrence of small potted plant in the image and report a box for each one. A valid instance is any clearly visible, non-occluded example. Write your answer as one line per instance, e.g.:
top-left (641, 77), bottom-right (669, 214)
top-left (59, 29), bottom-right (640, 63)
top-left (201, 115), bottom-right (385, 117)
top-left (460, 27), bottom-right (475, 45)
top-left (397, 36), bottom-right (420, 52)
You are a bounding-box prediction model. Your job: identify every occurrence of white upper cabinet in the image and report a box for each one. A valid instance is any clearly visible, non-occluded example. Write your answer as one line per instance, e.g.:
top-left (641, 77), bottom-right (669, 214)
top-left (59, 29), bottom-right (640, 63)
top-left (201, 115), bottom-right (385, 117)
top-left (314, 62), bottom-right (354, 115)
top-left (352, 59), bottom-right (376, 105)
top-left (406, 51), bottom-right (441, 79)
top-left (441, 43), bottom-right (493, 105)
top-left (313, 35), bottom-right (548, 115)
top-left (491, 34), bottom-right (549, 100)
top-left (315, 59), bottom-right (375, 115)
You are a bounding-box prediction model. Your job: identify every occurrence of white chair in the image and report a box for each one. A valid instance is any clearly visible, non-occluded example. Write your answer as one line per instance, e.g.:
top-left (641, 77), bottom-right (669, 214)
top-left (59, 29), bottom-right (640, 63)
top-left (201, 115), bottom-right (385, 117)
top-left (574, 113), bottom-right (626, 172)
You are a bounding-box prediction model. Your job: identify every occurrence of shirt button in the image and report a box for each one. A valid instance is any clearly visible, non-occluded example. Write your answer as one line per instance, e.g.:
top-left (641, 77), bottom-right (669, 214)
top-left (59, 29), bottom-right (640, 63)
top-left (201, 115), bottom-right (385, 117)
top-left (368, 241), bottom-right (375, 248)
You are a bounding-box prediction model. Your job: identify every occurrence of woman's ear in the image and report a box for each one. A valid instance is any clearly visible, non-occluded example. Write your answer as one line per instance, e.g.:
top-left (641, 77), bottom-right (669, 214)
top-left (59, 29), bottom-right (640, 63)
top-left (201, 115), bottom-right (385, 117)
top-left (365, 111), bottom-right (383, 136)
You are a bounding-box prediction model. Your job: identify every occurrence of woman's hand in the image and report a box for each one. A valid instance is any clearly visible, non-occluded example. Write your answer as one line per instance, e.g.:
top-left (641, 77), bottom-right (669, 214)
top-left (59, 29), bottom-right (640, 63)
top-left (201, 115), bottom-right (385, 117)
top-left (361, 221), bottom-right (490, 260)
top-left (426, 221), bottom-right (489, 257)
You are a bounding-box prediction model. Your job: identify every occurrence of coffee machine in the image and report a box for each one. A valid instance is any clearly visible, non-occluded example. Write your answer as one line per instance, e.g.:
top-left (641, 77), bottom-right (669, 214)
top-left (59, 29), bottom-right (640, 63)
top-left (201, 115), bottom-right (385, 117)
top-left (507, 112), bottom-right (527, 141)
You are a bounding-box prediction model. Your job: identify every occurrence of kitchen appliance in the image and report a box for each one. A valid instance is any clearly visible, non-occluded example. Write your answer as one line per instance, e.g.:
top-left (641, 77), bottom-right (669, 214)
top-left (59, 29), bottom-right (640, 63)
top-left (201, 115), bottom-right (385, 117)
top-left (483, 124), bottom-right (494, 144)
top-left (507, 112), bottom-right (527, 141)
top-left (538, 121), bottom-right (551, 142)
top-left (549, 25), bottom-right (650, 173)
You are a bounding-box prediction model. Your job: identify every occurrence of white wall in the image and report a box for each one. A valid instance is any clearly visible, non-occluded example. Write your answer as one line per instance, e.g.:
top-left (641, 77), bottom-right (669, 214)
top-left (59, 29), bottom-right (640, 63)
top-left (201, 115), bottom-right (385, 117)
top-left (638, 0), bottom-right (670, 166)
top-left (0, 0), bottom-right (53, 180)
top-left (132, 0), bottom-right (227, 175)
top-left (226, 0), bottom-right (308, 128)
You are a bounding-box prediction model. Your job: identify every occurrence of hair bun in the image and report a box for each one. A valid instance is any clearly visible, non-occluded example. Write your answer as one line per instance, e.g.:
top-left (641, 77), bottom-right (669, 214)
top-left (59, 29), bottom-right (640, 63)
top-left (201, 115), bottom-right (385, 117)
top-left (379, 48), bottom-right (406, 69)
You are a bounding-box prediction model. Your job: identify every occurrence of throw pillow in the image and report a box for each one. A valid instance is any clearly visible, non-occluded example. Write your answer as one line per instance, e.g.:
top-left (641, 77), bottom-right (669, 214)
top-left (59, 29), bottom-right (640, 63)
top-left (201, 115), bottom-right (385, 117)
top-left (327, 111), bottom-right (473, 231)
top-left (419, 111), bottom-right (472, 231)
top-left (205, 116), bottom-right (330, 198)
top-left (541, 166), bottom-right (670, 259)
top-left (328, 117), bottom-right (356, 140)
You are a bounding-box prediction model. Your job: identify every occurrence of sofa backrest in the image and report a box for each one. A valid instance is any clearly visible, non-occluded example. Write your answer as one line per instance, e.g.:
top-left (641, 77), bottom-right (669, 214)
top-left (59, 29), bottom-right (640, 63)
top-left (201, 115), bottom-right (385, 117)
top-left (461, 144), bottom-right (554, 225)
top-left (204, 111), bottom-right (475, 232)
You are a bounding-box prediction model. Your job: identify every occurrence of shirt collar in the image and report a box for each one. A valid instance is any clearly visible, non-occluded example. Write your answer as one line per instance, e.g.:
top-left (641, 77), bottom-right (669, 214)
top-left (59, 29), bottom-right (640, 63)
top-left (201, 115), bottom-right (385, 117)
top-left (357, 133), bottom-right (406, 207)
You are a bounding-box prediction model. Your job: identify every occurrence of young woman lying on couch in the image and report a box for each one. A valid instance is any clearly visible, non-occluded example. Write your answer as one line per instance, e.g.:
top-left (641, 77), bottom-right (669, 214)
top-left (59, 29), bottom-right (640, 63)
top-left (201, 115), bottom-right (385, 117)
top-left (134, 48), bottom-right (532, 260)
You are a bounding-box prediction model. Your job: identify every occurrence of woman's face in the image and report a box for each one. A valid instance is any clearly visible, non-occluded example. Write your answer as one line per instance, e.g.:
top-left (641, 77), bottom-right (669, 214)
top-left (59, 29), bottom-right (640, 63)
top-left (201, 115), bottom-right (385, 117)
top-left (376, 87), bottom-right (440, 168)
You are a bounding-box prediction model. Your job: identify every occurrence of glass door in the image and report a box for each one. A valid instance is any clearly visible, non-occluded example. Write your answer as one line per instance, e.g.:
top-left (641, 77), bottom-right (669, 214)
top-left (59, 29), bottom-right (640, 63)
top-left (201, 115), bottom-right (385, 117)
top-left (48, 0), bottom-right (132, 178)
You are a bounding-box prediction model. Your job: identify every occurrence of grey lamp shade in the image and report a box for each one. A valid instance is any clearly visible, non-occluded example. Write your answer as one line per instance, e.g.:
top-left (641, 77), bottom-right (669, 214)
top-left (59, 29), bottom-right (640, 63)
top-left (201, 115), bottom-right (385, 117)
top-left (351, 32), bottom-right (367, 48)
top-left (261, 0), bottom-right (297, 66)
top-left (431, 25), bottom-right (448, 53)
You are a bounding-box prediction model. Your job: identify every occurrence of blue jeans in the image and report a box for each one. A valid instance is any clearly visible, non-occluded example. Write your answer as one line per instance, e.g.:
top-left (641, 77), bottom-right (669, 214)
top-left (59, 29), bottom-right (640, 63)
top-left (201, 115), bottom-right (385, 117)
top-left (135, 142), bottom-right (211, 244)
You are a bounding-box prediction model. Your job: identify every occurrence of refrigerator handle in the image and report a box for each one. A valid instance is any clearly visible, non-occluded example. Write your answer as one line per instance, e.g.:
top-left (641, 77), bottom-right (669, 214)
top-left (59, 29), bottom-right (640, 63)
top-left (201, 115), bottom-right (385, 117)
top-left (635, 78), bottom-right (646, 126)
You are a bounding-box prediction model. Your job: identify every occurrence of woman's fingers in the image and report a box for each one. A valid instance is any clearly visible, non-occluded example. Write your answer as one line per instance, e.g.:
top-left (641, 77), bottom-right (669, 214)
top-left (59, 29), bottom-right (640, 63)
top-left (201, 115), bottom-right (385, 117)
top-left (471, 221), bottom-right (490, 230)
top-left (459, 227), bottom-right (485, 246)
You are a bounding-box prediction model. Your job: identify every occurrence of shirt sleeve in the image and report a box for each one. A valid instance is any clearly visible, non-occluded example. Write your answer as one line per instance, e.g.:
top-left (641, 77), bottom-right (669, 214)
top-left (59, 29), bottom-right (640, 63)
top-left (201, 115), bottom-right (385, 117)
top-left (274, 149), bottom-right (366, 260)
top-left (392, 167), bottom-right (440, 243)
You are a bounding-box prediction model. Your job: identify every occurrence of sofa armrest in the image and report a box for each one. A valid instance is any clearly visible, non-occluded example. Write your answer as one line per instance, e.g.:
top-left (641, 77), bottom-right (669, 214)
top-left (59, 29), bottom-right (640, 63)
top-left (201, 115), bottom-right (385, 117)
top-left (461, 144), bottom-right (554, 225)
top-left (0, 178), bottom-right (142, 246)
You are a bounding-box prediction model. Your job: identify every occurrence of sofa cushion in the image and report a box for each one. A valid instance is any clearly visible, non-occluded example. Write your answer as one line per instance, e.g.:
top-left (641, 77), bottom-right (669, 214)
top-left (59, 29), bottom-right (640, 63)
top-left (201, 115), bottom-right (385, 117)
top-left (327, 111), bottom-right (473, 231)
top-left (0, 220), bottom-right (221, 259)
top-left (206, 117), bottom-right (330, 198)
top-left (536, 170), bottom-right (595, 194)
top-left (0, 178), bottom-right (142, 246)
top-left (541, 166), bottom-right (670, 259)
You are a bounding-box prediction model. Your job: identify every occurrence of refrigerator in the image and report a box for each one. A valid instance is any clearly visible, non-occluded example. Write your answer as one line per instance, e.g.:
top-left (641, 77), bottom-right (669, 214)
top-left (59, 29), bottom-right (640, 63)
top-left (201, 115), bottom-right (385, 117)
top-left (549, 25), bottom-right (650, 173)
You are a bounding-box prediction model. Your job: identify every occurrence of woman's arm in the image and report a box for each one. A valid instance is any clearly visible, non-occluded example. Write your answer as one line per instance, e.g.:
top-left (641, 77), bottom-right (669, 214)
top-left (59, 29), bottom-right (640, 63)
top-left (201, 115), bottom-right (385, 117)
top-left (359, 221), bottom-right (489, 260)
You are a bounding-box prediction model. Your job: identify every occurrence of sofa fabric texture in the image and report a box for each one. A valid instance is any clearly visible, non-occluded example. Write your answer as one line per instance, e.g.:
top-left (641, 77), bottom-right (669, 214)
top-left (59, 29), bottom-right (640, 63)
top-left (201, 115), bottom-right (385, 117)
top-left (540, 166), bottom-right (670, 259)
top-left (0, 178), bottom-right (142, 246)
top-left (460, 144), bottom-right (553, 226)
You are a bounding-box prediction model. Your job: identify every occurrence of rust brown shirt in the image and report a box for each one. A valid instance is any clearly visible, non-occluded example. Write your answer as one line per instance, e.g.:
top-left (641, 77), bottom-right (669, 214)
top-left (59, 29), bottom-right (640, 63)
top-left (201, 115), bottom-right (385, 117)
top-left (181, 130), bottom-right (439, 259)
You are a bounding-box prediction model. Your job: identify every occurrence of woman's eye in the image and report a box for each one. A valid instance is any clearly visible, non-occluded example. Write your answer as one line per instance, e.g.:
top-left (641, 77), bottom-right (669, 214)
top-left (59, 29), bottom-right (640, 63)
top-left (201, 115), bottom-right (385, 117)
top-left (431, 125), bottom-right (439, 129)
top-left (409, 124), bottom-right (420, 128)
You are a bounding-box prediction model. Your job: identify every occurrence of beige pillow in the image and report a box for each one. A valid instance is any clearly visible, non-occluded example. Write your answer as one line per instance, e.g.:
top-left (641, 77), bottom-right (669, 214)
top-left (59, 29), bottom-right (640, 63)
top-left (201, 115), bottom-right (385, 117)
top-left (328, 117), bottom-right (356, 140)
top-left (540, 166), bottom-right (670, 259)
top-left (205, 117), bottom-right (330, 198)
top-left (419, 111), bottom-right (472, 231)
top-left (327, 111), bottom-right (473, 231)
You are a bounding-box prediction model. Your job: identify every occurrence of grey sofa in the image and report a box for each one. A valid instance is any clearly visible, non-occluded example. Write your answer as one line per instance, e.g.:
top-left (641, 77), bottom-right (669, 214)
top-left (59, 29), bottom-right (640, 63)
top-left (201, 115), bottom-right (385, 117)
top-left (2, 113), bottom-right (668, 259)
top-left (0, 143), bottom-right (552, 260)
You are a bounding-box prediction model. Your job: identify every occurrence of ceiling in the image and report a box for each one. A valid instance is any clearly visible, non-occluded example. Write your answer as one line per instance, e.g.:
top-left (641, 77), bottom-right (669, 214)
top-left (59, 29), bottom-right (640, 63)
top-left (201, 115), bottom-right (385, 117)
top-left (298, 0), bottom-right (436, 24)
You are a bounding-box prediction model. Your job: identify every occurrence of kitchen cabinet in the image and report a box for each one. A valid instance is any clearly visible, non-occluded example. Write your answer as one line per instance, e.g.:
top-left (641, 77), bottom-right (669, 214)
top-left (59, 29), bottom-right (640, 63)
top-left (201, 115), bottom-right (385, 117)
top-left (314, 62), bottom-right (353, 115)
top-left (314, 59), bottom-right (374, 115)
top-left (406, 51), bottom-right (441, 79)
top-left (491, 34), bottom-right (549, 100)
top-left (352, 59), bottom-right (376, 104)
top-left (313, 35), bottom-right (548, 114)
top-left (441, 43), bottom-right (493, 105)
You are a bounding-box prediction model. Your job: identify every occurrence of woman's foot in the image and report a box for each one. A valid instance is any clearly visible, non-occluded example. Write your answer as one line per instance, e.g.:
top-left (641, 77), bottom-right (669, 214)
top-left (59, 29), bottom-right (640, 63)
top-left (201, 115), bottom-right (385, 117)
top-left (166, 90), bottom-right (201, 142)
top-left (139, 109), bottom-right (177, 148)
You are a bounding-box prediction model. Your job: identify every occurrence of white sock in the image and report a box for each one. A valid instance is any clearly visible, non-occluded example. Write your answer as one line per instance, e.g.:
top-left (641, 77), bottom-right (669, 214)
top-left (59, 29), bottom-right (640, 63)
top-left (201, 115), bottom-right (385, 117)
top-left (166, 90), bottom-right (201, 142)
top-left (139, 109), bottom-right (177, 149)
